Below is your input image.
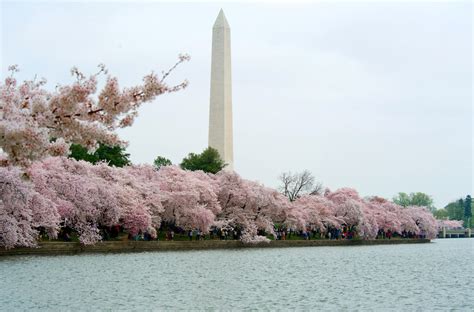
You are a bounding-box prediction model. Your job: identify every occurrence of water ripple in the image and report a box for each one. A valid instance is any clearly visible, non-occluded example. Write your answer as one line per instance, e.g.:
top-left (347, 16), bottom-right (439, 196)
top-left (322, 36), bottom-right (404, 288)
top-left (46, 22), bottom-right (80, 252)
top-left (0, 239), bottom-right (473, 311)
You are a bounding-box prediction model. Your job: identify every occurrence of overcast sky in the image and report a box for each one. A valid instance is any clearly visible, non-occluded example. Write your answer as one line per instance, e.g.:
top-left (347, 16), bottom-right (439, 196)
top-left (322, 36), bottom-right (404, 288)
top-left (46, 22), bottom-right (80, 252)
top-left (1, 0), bottom-right (472, 207)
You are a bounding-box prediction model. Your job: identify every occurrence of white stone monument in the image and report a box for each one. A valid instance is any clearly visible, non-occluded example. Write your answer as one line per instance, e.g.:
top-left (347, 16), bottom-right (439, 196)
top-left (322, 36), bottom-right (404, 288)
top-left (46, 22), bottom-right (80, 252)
top-left (209, 9), bottom-right (234, 170)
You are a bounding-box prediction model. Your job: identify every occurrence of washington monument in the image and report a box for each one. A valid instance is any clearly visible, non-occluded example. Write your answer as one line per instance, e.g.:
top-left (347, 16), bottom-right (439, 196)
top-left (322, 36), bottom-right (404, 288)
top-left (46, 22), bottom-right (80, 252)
top-left (209, 9), bottom-right (234, 170)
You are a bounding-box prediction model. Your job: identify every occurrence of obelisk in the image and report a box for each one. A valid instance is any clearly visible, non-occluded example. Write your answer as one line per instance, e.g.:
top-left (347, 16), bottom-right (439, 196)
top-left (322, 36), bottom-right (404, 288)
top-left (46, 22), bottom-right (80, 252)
top-left (209, 9), bottom-right (233, 170)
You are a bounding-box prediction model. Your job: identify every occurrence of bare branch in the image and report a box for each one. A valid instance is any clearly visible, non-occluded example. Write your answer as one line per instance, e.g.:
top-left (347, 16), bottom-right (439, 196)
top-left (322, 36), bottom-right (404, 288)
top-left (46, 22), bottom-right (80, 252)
top-left (278, 170), bottom-right (323, 201)
top-left (160, 53), bottom-right (190, 83)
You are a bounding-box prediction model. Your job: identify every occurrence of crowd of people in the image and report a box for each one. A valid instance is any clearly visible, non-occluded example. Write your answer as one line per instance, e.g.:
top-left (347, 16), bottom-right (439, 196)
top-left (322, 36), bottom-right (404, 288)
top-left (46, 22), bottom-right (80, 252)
top-left (61, 223), bottom-right (432, 244)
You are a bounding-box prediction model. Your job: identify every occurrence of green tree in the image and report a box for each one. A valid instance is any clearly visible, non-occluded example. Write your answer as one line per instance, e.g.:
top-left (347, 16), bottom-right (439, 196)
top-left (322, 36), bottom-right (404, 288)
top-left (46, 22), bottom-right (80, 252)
top-left (464, 195), bottom-right (472, 228)
top-left (433, 208), bottom-right (448, 219)
top-left (444, 199), bottom-right (465, 221)
top-left (392, 192), bottom-right (411, 207)
top-left (69, 143), bottom-right (131, 167)
top-left (180, 147), bottom-right (226, 174)
top-left (153, 156), bottom-right (172, 170)
top-left (393, 192), bottom-right (435, 212)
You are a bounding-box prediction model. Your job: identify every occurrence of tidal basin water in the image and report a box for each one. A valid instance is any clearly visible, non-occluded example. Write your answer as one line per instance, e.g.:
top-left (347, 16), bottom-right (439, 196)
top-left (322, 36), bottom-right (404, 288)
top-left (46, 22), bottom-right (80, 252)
top-left (1, 239), bottom-right (473, 311)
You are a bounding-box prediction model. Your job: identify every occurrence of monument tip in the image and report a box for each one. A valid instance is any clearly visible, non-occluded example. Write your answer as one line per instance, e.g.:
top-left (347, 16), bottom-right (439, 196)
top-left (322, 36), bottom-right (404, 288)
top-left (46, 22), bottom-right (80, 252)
top-left (213, 9), bottom-right (230, 29)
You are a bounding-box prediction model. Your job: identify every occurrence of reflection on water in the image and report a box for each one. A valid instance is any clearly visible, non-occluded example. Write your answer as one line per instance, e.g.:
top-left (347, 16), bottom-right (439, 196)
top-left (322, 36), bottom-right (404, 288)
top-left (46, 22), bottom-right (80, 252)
top-left (1, 239), bottom-right (473, 310)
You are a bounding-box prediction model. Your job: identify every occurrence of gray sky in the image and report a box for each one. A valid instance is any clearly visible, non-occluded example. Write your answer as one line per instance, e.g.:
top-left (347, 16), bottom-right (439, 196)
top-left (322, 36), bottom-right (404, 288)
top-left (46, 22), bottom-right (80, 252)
top-left (1, 1), bottom-right (472, 207)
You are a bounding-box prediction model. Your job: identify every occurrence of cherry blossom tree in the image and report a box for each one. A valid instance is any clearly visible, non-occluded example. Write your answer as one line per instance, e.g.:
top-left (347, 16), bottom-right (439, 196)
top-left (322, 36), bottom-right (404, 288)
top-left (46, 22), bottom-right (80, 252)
top-left (405, 206), bottom-right (438, 239)
top-left (292, 195), bottom-right (342, 233)
top-left (280, 203), bottom-right (306, 232)
top-left (0, 166), bottom-right (59, 248)
top-left (358, 204), bottom-right (379, 239)
top-left (215, 171), bottom-right (265, 241)
top-left (252, 188), bottom-right (290, 236)
top-left (156, 165), bottom-right (220, 232)
top-left (366, 197), bottom-right (403, 234)
top-left (216, 171), bottom-right (290, 242)
top-left (437, 219), bottom-right (464, 230)
top-left (1, 157), bottom-right (442, 247)
top-left (101, 164), bottom-right (161, 237)
top-left (0, 56), bottom-right (189, 166)
top-left (27, 158), bottom-right (167, 244)
top-left (325, 188), bottom-right (379, 239)
top-left (28, 157), bottom-right (122, 244)
top-left (325, 189), bottom-right (364, 226)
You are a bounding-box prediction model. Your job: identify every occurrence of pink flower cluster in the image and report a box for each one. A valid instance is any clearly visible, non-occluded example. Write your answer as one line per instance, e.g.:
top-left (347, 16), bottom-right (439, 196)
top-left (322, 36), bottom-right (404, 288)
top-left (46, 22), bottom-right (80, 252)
top-left (0, 157), bottom-right (441, 248)
top-left (0, 57), bottom-right (189, 166)
top-left (0, 166), bottom-right (59, 248)
top-left (436, 219), bottom-right (464, 230)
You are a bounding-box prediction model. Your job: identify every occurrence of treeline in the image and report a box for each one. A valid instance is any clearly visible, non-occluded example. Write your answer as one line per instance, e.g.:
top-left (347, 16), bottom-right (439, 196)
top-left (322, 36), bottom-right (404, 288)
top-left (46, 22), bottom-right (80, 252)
top-left (434, 196), bottom-right (473, 228)
top-left (1, 156), bottom-right (439, 249)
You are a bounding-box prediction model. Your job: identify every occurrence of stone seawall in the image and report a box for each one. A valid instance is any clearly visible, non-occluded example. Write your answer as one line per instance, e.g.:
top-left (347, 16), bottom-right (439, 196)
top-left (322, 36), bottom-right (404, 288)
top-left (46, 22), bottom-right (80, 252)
top-left (0, 239), bottom-right (431, 256)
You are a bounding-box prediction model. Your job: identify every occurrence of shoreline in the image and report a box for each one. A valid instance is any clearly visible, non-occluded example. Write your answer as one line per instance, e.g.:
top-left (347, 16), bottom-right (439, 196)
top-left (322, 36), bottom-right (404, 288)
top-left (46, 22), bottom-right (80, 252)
top-left (0, 239), bottom-right (431, 256)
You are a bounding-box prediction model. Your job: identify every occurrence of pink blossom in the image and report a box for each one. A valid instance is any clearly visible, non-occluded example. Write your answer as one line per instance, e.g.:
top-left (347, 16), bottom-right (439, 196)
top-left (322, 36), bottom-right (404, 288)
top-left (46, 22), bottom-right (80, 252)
top-left (0, 156), bottom-right (442, 246)
top-left (0, 56), bottom-right (189, 166)
top-left (405, 206), bottom-right (438, 239)
top-left (437, 219), bottom-right (464, 230)
top-left (0, 166), bottom-right (59, 248)
top-left (325, 188), bottom-right (379, 239)
top-left (157, 165), bottom-right (219, 232)
top-left (216, 171), bottom-right (284, 242)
